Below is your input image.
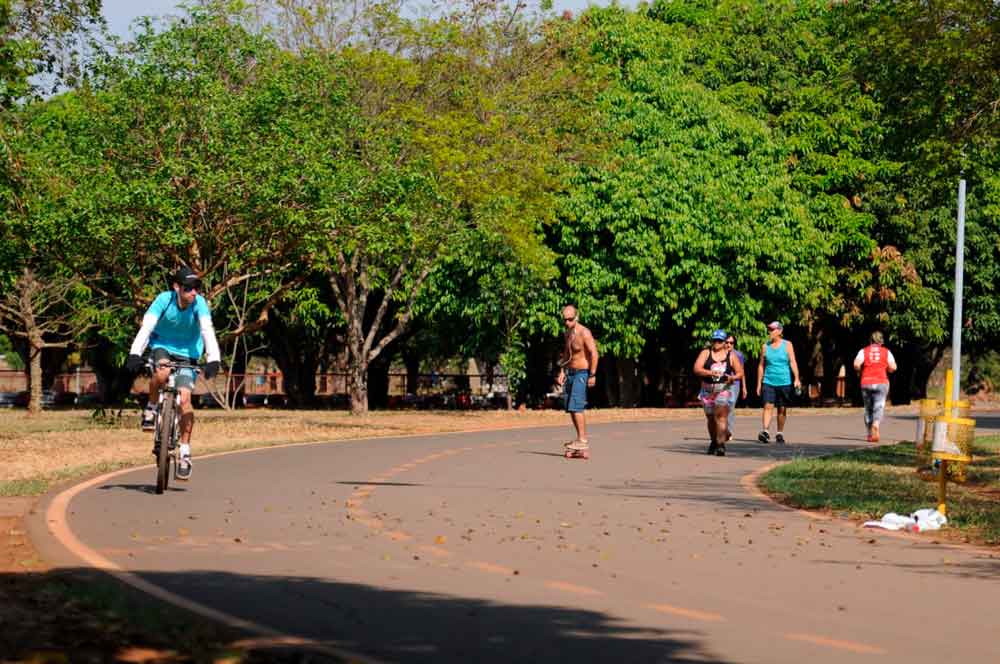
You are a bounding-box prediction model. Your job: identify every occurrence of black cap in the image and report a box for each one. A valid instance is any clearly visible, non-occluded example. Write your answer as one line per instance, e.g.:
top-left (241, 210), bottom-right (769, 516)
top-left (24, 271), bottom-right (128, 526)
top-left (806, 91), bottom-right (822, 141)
top-left (172, 266), bottom-right (202, 289)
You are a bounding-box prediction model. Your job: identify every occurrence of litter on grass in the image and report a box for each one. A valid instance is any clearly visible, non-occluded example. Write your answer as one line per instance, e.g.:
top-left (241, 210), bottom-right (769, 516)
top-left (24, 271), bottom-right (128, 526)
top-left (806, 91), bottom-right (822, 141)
top-left (863, 509), bottom-right (947, 533)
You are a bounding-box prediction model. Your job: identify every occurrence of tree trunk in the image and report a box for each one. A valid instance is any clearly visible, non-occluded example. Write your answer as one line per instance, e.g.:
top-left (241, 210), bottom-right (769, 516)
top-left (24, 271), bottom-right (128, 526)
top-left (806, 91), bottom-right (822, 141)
top-left (368, 356), bottom-right (390, 410)
top-left (87, 337), bottom-right (133, 406)
top-left (28, 342), bottom-right (42, 414)
top-left (227, 347), bottom-right (247, 409)
top-left (616, 357), bottom-right (640, 408)
top-left (403, 350), bottom-right (420, 396)
top-left (264, 314), bottom-right (320, 408)
top-left (349, 356), bottom-right (369, 415)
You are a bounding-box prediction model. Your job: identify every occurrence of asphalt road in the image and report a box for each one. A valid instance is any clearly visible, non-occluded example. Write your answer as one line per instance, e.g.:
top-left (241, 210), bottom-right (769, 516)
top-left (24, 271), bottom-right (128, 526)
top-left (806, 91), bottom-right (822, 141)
top-left (30, 410), bottom-right (1000, 663)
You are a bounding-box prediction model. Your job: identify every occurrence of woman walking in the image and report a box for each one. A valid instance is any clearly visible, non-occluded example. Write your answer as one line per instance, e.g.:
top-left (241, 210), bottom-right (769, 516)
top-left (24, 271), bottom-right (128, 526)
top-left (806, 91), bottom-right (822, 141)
top-left (853, 331), bottom-right (897, 442)
top-left (694, 330), bottom-right (743, 456)
top-left (756, 321), bottom-right (801, 445)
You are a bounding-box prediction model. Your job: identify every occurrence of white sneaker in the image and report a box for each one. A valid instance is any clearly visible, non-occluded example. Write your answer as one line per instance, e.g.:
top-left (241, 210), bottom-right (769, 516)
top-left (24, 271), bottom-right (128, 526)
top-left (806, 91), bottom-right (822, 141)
top-left (176, 455), bottom-right (192, 481)
top-left (141, 406), bottom-right (156, 432)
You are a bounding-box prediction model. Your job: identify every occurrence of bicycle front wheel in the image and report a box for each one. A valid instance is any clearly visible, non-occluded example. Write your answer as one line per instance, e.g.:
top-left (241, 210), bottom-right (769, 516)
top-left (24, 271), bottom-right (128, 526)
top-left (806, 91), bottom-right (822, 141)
top-left (155, 397), bottom-right (175, 494)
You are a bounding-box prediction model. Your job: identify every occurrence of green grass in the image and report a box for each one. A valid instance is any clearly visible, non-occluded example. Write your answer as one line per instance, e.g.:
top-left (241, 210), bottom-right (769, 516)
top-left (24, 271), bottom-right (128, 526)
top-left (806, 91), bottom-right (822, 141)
top-left (760, 435), bottom-right (1000, 545)
top-left (0, 459), bottom-right (145, 498)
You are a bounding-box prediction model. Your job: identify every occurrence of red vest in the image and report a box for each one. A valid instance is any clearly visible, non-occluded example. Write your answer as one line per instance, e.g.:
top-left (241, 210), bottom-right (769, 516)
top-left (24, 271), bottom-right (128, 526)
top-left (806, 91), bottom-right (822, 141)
top-left (860, 344), bottom-right (890, 385)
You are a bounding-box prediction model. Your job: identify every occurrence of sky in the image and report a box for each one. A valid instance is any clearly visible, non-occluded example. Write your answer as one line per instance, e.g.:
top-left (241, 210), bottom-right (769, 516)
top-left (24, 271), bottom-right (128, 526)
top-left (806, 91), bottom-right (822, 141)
top-left (101, 0), bottom-right (635, 39)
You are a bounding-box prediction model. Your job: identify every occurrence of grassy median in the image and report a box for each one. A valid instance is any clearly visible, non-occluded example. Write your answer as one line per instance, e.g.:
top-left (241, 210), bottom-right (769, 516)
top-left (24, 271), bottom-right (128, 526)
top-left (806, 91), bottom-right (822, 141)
top-left (760, 435), bottom-right (1000, 545)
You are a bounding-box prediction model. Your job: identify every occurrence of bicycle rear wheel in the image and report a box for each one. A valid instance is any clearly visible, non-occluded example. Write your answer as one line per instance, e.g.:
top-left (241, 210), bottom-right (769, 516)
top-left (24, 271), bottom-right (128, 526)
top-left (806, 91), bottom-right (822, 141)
top-left (155, 397), bottom-right (175, 494)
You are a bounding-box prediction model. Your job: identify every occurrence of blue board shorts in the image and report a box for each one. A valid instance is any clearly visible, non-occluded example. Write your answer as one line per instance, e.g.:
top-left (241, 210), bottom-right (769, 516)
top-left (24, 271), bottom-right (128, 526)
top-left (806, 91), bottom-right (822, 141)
top-left (563, 369), bottom-right (589, 413)
top-left (151, 347), bottom-right (198, 391)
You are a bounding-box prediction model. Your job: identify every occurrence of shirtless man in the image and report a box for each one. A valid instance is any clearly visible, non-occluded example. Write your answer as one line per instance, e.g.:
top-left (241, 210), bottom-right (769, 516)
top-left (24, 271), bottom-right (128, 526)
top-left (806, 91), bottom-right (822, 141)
top-left (555, 305), bottom-right (599, 455)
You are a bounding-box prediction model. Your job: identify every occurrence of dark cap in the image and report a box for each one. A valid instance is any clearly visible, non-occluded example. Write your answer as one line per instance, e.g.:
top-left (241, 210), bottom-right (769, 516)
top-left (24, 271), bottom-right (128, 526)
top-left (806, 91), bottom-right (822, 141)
top-left (172, 266), bottom-right (202, 289)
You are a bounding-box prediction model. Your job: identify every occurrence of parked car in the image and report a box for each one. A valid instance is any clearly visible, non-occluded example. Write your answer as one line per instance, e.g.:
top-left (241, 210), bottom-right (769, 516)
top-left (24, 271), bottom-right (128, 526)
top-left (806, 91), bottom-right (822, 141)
top-left (243, 394), bottom-right (268, 408)
top-left (12, 390), bottom-right (57, 408)
top-left (197, 392), bottom-right (225, 408)
top-left (54, 391), bottom-right (78, 407)
top-left (0, 392), bottom-right (19, 408)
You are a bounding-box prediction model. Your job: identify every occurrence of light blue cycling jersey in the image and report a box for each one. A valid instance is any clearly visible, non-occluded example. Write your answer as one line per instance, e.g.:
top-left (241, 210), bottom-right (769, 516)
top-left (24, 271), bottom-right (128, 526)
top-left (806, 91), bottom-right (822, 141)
top-left (144, 291), bottom-right (212, 360)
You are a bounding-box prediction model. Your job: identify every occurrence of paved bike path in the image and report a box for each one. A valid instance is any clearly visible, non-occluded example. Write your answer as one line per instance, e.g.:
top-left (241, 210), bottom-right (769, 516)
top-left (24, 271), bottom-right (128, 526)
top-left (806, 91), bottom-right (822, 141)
top-left (30, 411), bottom-right (1000, 663)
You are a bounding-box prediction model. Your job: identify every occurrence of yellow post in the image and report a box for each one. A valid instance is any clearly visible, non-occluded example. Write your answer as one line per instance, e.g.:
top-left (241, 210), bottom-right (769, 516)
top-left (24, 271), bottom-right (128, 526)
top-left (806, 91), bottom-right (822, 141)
top-left (944, 369), bottom-right (954, 416)
top-left (937, 460), bottom-right (948, 515)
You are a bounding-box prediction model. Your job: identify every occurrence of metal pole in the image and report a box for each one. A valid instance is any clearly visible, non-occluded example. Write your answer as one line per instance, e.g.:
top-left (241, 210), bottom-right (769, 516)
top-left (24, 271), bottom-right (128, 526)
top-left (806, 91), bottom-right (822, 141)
top-left (950, 179), bottom-right (966, 411)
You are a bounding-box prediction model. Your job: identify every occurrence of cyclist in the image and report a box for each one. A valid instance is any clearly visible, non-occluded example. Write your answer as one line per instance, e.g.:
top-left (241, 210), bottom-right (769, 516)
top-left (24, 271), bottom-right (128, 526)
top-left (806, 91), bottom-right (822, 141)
top-left (125, 267), bottom-right (221, 480)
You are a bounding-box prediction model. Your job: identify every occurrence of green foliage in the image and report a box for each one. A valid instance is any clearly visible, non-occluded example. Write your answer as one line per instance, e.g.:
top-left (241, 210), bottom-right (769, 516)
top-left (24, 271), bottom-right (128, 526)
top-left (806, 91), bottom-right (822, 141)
top-left (830, 0), bottom-right (1000, 348)
top-left (556, 6), bottom-right (830, 357)
top-left (0, 331), bottom-right (23, 368)
top-left (12, 10), bottom-right (345, 339)
top-left (0, 0), bottom-right (104, 108)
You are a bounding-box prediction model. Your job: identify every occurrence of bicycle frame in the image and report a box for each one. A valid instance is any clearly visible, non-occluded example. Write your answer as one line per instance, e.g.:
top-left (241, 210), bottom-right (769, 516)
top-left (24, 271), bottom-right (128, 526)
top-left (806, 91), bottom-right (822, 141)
top-left (149, 359), bottom-right (201, 493)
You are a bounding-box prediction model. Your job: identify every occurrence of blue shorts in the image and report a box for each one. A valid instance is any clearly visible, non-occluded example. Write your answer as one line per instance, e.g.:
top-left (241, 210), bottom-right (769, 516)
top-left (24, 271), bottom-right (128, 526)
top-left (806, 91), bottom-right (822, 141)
top-left (762, 383), bottom-right (794, 407)
top-left (151, 347), bottom-right (198, 391)
top-left (563, 369), bottom-right (589, 413)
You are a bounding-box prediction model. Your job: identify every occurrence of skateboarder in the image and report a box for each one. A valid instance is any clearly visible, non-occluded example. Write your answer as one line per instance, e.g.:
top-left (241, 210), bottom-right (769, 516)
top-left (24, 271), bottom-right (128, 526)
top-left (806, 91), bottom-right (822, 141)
top-left (555, 305), bottom-right (599, 458)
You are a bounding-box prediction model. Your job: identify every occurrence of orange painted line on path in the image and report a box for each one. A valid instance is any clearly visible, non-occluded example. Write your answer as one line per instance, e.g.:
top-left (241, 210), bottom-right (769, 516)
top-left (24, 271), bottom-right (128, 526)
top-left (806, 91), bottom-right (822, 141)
top-left (383, 530), bottom-right (412, 542)
top-left (44, 466), bottom-right (385, 664)
top-left (646, 603), bottom-right (725, 623)
top-left (784, 633), bottom-right (887, 655)
top-left (467, 561), bottom-right (515, 575)
top-left (544, 581), bottom-right (603, 597)
top-left (417, 545), bottom-right (453, 558)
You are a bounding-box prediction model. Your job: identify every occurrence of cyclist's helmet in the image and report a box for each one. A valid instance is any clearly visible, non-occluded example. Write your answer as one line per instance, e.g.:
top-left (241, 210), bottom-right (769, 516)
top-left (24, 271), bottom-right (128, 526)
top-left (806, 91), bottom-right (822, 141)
top-left (172, 266), bottom-right (202, 290)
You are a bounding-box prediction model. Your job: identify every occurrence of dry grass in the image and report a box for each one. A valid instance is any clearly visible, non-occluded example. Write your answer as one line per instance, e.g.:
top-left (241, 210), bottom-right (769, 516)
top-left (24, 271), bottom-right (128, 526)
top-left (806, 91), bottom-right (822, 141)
top-left (1, 407), bottom-right (703, 492)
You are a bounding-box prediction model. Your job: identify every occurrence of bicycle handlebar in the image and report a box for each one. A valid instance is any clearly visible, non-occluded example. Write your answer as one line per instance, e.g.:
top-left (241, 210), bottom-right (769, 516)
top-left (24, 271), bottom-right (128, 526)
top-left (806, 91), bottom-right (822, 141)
top-left (145, 359), bottom-right (203, 373)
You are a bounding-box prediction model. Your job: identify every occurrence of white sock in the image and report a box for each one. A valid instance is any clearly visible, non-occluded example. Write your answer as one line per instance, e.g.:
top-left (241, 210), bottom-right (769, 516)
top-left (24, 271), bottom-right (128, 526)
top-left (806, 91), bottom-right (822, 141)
top-left (179, 443), bottom-right (191, 459)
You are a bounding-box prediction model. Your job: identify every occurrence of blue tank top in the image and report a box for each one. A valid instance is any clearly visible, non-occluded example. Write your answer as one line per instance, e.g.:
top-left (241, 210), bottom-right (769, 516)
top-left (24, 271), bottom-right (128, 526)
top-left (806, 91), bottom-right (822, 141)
top-left (763, 340), bottom-right (792, 386)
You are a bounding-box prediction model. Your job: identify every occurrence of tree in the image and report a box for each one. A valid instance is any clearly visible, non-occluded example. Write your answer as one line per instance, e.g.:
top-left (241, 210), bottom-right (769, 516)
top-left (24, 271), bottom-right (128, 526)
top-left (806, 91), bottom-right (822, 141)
top-left (1, 0), bottom-right (104, 108)
top-left (12, 10), bottom-right (332, 356)
top-left (292, 5), bottom-right (597, 414)
top-left (0, 268), bottom-right (98, 412)
top-left (420, 225), bottom-right (560, 408)
top-left (549, 6), bottom-right (832, 406)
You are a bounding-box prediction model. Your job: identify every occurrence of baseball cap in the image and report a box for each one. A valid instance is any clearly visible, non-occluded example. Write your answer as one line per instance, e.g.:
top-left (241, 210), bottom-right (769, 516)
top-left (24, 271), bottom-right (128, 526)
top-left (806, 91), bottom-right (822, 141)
top-left (767, 321), bottom-right (783, 331)
top-left (711, 329), bottom-right (728, 341)
top-left (172, 266), bottom-right (202, 289)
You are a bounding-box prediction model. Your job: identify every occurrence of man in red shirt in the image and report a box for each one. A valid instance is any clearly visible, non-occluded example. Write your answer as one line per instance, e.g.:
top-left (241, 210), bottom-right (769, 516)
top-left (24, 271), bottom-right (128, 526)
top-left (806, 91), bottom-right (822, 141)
top-left (853, 331), bottom-right (897, 442)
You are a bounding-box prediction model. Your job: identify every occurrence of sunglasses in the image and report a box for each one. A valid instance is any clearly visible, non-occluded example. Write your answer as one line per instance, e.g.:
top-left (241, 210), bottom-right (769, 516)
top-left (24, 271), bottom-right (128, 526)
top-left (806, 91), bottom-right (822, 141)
top-left (181, 284), bottom-right (200, 293)
top-left (563, 317), bottom-right (576, 322)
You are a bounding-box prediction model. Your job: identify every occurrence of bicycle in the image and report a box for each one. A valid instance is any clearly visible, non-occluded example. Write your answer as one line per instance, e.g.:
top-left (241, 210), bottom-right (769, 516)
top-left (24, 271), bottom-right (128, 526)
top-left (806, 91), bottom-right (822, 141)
top-left (147, 359), bottom-right (202, 494)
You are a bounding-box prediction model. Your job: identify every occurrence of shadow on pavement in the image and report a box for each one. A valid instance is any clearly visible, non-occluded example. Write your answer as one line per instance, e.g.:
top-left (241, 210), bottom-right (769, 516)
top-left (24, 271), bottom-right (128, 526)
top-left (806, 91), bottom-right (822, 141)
top-left (597, 474), bottom-right (787, 513)
top-left (651, 442), bottom-right (850, 462)
top-left (335, 481), bottom-right (425, 487)
top-left (98, 483), bottom-right (187, 494)
top-left (811, 554), bottom-right (1000, 581)
top-left (90, 568), bottom-right (730, 663)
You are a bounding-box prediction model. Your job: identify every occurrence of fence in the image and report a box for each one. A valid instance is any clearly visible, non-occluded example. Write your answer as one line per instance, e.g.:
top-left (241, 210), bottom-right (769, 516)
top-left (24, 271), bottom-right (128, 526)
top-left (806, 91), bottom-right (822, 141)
top-left (0, 369), bottom-right (508, 399)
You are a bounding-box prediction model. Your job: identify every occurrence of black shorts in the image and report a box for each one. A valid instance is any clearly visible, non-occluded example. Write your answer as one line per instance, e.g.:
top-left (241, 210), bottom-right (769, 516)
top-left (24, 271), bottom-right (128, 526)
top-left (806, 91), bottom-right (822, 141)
top-left (762, 383), bottom-right (794, 407)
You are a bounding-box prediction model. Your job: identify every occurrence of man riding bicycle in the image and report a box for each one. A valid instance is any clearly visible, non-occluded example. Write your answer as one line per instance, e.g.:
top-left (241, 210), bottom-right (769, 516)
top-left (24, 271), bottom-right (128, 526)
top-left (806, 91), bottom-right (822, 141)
top-left (125, 267), bottom-right (221, 480)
